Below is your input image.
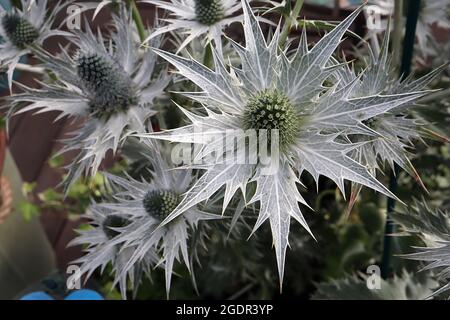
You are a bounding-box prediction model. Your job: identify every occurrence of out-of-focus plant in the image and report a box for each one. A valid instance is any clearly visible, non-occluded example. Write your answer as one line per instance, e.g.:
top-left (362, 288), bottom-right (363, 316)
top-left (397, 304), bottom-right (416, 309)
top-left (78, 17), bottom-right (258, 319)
top-left (391, 200), bottom-right (450, 297)
top-left (313, 270), bottom-right (438, 300)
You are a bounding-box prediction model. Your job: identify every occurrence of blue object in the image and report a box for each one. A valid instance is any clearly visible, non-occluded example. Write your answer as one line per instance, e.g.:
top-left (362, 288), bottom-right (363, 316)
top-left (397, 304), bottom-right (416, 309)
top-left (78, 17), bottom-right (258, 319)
top-left (64, 289), bottom-right (104, 301)
top-left (20, 291), bottom-right (54, 300)
top-left (19, 289), bottom-right (104, 300)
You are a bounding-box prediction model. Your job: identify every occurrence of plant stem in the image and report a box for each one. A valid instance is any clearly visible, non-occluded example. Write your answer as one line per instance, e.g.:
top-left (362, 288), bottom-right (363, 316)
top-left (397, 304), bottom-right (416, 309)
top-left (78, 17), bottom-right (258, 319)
top-left (381, 169), bottom-right (398, 279)
top-left (203, 43), bottom-right (214, 69)
top-left (15, 63), bottom-right (45, 75)
top-left (381, 0), bottom-right (421, 280)
top-left (279, 0), bottom-right (305, 47)
top-left (128, 0), bottom-right (147, 42)
top-left (10, 0), bottom-right (22, 9)
top-left (392, 0), bottom-right (404, 67)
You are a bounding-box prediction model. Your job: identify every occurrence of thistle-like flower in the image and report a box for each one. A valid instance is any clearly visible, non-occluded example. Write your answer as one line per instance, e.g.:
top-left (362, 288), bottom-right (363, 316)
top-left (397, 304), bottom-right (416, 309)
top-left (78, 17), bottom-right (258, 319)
top-left (0, 0), bottom-right (67, 90)
top-left (8, 10), bottom-right (170, 190)
top-left (83, 141), bottom-right (221, 297)
top-left (140, 1), bottom-right (438, 286)
top-left (69, 200), bottom-right (159, 299)
top-left (142, 0), bottom-right (261, 53)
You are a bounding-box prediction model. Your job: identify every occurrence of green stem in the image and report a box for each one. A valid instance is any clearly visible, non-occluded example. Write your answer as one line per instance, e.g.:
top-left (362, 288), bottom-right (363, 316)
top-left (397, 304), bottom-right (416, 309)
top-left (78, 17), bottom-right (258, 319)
top-left (279, 0), bottom-right (305, 47)
top-left (203, 43), bottom-right (214, 69)
top-left (128, 0), bottom-right (147, 42)
top-left (392, 0), bottom-right (404, 68)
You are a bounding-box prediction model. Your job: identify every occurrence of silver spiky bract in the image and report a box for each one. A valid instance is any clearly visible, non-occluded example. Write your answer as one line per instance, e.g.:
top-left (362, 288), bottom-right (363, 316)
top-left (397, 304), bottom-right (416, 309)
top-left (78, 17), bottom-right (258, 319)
top-left (138, 0), bottom-right (440, 288)
top-left (8, 9), bottom-right (171, 190)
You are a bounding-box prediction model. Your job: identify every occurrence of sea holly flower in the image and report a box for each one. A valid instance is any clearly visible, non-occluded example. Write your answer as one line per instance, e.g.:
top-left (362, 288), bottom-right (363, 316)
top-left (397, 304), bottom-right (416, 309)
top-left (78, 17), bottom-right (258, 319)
top-left (0, 0), bottom-right (68, 90)
top-left (142, 0), bottom-right (268, 54)
top-left (8, 10), bottom-right (170, 190)
top-left (140, 0), bottom-right (438, 286)
top-left (81, 140), bottom-right (221, 297)
top-left (68, 200), bottom-right (159, 299)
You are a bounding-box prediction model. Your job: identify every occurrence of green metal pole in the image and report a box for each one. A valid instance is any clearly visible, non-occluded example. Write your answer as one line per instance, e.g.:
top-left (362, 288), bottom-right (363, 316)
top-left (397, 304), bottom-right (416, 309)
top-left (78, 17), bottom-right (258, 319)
top-left (381, 0), bottom-right (421, 279)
